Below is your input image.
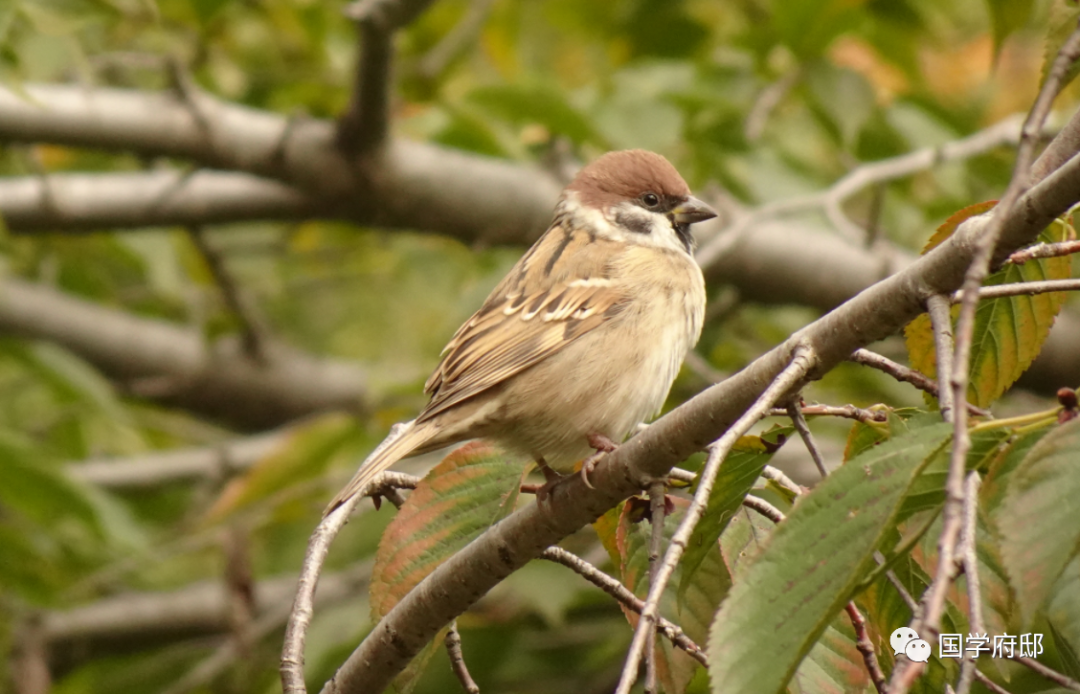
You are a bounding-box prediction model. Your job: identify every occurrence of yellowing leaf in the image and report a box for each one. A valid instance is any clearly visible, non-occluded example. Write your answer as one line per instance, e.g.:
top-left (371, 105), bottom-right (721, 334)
top-left (905, 204), bottom-right (1074, 408)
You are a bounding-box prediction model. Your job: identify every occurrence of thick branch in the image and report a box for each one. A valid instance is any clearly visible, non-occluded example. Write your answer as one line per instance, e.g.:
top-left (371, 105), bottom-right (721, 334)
top-left (42, 564), bottom-right (369, 644)
top-left (318, 116), bottom-right (1080, 694)
top-left (0, 277), bottom-right (373, 429)
top-left (0, 84), bottom-right (562, 244)
top-left (68, 434), bottom-right (277, 488)
top-left (0, 169), bottom-right (314, 232)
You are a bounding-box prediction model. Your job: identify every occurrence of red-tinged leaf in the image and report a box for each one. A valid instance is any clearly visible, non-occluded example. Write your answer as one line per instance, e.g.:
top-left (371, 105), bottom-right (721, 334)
top-left (921, 201), bottom-right (999, 254)
top-left (679, 425), bottom-right (791, 601)
top-left (369, 441), bottom-right (525, 693)
top-left (994, 419), bottom-right (1080, 628)
top-left (370, 440), bottom-right (525, 618)
top-left (787, 621), bottom-right (870, 694)
top-left (593, 501), bottom-right (624, 567)
top-left (614, 497), bottom-right (727, 694)
top-left (906, 206), bottom-right (1074, 408)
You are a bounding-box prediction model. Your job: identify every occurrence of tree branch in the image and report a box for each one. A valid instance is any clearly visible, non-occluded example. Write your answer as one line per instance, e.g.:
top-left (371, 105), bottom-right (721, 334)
top-left (0, 169), bottom-right (314, 232)
top-left (66, 427), bottom-right (292, 489)
top-left (41, 563), bottom-right (370, 644)
top-left (0, 276), bottom-right (374, 429)
top-left (3, 85), bottom-right (1080, 398)
top-left (338, 0), bottom-right (439, 152)
top-left (302, 109), bottom-right (1080, 694)
top-left (0, 84), bottom-right (562, 245)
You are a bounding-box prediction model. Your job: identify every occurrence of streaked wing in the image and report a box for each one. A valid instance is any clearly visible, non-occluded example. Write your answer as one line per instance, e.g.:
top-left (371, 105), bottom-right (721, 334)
top-left (420, 225), bottom-right (627, 421)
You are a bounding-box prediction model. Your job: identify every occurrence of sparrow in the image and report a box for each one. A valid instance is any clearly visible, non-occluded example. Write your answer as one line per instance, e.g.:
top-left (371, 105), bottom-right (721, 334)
top-left (327, 149), bottom-right (715, 514)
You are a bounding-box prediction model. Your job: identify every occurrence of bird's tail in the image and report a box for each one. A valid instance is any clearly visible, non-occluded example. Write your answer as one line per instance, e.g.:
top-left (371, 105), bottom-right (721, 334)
top-left (323, 419), bottom-right (431, 516)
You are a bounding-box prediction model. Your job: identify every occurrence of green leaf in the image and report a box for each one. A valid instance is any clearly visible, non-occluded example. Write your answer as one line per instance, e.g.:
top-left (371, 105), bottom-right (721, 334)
top-left (994, 419), bottom-right (1080, 628)
top-left (805, 62), bottom-right (875, 147)
top-left (369, 441), bottom-right (524, 693)
top-left (615, 497), bottom-right (725, 694)
top-left (5, 339), bottom-right (126, 420)
top-left (1042, 0), bottom-right (1080, 89)
top-left (905, 208), bottom-right (1073, 408)
top-left (787, 620), bottom-right (871, 694)
top-left (0, 431), bottom-right (105, 535)
top-left (707, 422), bottom-right (952, 694)
top-left (679, 425), bottom-right (791, 601)
top-left (986, 0), bottom-right (1034, 57)
top-left (468, 83), bottom-right (609, 148)
top-left (772, 0), bottom-right (866, 57)
top-left (1048, 619), bottom-right (1080, 681)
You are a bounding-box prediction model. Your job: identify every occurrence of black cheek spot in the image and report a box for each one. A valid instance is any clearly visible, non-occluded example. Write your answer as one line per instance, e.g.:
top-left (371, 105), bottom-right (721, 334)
top-left (673, 222), bottom-right (693, 253)
top-left (615, 210), bottom-right (653, 235)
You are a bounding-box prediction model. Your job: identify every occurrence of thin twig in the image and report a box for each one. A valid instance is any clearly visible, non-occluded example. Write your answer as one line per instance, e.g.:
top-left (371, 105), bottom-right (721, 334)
top-left (974, 670), bottom-right (1014, 694)
top-left (959, 278), bottom-right (1080, 301)
top-left (846, 601), bottom-right (888, 694)
top-left (848, 349), bottom-right (991, 418)
top-left (927, 294), bottom-right (956, 423)
top-left (888, 22), bottom-right (1080, 694)
top-left (744, 67), bottom-right (802, 142)
top-left (415, 0), bottom-right (495, 80)
top-left (849, 348), bottom-right (943, 397)
top-left (786, 400), bottom-right (829, 477)
top-left (539, 547), bottom-right (706, 665)
top-left (1007, 239), bottom-right (1080, 264)
top-left (613, 345), bottom-right (815, 694)
top-left (281, 499), bottom-right (356, 694)
top-left (188, 225), bottom-right (270, 364)
top-left (697, 113), bottom-right (1032, 268)
top-left (742, 494), bottom-right (784, 523)
top-left (667, 467), bottom-right (697, 486)
top-left (645, 480), bottom-right (667, 694)
top-left (281, 448), bottom-right (417, 694)
top-left (445, 622), bottom-right (480, 694)
top-left (1011, 656), bottom-right (1080, 690)
top-left (761, 465), bottom-right (804, 497)
top-left (955, 472), bottom-right (984, 694)
top-left (768, 403), bottom-right (887, 424)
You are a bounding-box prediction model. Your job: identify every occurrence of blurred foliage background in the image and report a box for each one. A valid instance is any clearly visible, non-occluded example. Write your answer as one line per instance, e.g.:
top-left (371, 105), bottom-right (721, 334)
top-left (0, 0), bottom-right (1078, 692)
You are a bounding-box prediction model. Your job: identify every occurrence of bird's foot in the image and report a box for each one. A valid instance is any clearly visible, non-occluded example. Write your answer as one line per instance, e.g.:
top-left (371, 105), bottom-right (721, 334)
top-left (535, 458), bottom-right (563, 505)
top-left (580, 432), bottom-right (619, 489)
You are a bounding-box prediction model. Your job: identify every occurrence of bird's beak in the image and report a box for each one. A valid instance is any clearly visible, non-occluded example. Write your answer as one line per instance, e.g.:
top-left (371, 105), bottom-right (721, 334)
top-left (672, 197), bottom-right (718, 225)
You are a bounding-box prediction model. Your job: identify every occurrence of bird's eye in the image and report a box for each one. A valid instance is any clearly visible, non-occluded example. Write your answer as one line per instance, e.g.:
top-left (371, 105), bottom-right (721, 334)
top-left (641, 192), bottom-right (660, 208)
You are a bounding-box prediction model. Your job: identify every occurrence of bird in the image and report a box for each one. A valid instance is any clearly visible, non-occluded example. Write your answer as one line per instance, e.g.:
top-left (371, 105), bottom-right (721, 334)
top-left (326, 149), bottom-right (716, 514)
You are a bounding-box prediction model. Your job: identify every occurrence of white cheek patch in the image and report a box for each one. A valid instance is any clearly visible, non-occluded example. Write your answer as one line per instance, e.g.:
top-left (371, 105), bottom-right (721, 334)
top-left (559, 194), bottom-right (690, 255)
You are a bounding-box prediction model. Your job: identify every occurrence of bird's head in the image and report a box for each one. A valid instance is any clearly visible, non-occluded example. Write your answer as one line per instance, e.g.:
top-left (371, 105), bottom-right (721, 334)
top-left (560, 149), bottom-right (717, 254)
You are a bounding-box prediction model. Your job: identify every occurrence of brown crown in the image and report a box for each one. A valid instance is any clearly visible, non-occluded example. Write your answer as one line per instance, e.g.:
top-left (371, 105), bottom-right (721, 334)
top-left (565, 149), bottom-right (691, 209)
